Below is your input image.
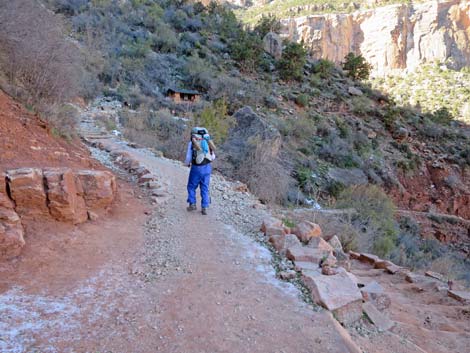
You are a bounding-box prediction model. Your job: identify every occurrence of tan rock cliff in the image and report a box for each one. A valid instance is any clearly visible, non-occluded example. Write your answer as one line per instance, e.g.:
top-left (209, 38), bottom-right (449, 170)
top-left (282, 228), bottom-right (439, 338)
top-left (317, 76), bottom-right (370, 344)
top-left (281, 0), bottom-right (470, 75)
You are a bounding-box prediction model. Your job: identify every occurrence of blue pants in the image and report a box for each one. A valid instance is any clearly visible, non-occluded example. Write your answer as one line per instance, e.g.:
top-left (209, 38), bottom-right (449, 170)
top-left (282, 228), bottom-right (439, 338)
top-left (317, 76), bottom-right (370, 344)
top-left (187, 163), bottom-right (212, 208)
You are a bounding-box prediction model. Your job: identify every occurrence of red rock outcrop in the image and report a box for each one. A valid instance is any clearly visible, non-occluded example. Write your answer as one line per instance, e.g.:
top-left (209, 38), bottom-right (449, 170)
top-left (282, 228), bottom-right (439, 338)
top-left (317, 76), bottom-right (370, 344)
top-left (76, 170), bottom-right (116, 210)
top-left (7, 168), bottom-right (49, 219)
top-left (44, 168), bottom-right (88, 224)
top-left (0, 192), bottom-right (25, 259)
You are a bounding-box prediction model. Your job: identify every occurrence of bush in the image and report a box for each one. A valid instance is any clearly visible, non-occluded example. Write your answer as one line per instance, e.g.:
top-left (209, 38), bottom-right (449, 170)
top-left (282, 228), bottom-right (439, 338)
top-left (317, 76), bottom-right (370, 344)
top-left (335, 185), bottom-right (398, 257)
top-left (229, 30), bottom-right (264, 72)
top-left (195, 98), bottom-right (235, 144)
top-left (183, 55), bottom-right (216, 92)
top-left (254, 14), bottom-right (281, 38)
top-left (0, 0), bottom-right (84, 108)
top-left (311, 59), bottom-right (335, 79)
top-left (342, 52), bottom-right (372, 81)
top-left (295, 94), bottom-right (309, 107)
top-left (276, 41), bottom-right (307, 81)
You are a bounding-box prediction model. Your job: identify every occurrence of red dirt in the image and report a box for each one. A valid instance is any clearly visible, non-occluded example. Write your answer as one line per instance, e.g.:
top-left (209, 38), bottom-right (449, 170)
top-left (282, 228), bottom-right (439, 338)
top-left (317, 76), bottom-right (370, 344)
top-left (0, 90), bottom-right (101, 172)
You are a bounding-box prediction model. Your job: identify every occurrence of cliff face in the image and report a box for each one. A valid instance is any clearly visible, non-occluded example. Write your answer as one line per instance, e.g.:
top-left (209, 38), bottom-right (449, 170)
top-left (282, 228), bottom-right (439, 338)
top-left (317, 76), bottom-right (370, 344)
top-left (281, 0), bottom-right (470, 75)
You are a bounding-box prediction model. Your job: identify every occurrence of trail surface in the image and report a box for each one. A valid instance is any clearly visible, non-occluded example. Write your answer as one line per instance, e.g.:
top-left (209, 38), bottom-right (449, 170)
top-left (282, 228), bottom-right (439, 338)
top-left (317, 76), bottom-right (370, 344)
top-left (0, 131), bottom-right (358, 352)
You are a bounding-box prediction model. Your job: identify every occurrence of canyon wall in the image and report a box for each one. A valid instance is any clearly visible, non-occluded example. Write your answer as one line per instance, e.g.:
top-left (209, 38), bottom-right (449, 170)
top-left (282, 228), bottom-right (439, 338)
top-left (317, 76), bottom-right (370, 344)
top-left (281, 0), bottom-right (470, 75)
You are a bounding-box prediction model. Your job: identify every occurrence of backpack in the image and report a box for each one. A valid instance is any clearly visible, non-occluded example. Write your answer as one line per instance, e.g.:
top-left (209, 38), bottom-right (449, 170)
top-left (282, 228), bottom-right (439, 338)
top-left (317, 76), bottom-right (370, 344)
top-left (191, 127), bottom-right (215, 165)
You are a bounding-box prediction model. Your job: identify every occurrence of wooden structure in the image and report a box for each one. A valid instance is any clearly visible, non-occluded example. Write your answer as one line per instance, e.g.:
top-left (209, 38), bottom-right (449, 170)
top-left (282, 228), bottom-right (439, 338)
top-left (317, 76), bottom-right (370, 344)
top-left (167, 88), bottom-right (201, 104)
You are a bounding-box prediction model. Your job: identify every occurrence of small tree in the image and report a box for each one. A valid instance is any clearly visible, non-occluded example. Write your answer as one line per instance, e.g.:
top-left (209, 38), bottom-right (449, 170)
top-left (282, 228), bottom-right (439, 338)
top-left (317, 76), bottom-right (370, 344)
top-left (276, 41), bottom-right (307, 81)
top-left (195, 98), bottom-right (235, 144)
top-left (342, 52), bottom-right (372, 80)
top-left (229, 30), bottom-right (264, 72)
top-left (254, 14), bottom-right (281, 38)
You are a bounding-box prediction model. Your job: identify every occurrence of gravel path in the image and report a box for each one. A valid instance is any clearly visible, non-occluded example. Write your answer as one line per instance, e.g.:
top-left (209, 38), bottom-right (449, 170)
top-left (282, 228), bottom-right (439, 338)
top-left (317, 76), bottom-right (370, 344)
top-left (0, 124), bottom-right (359, 352)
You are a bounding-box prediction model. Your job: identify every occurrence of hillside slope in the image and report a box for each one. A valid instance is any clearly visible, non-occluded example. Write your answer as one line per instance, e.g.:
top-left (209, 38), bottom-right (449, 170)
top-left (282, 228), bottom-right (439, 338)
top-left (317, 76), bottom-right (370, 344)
top-left (25, 0), bottom-right (469, 279)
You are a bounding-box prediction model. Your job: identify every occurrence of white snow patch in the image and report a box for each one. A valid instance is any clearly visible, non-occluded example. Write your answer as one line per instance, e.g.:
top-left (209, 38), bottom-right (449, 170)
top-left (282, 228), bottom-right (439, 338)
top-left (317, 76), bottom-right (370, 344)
top-left (222, 224), bottom-right (299, 297)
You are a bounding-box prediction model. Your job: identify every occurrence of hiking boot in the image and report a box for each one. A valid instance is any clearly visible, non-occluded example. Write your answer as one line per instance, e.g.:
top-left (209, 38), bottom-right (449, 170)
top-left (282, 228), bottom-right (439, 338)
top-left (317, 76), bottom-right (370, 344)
top-left (187, 204), bottom-right (197, 211)
top-left (201, 208), bottom-right (208, 215)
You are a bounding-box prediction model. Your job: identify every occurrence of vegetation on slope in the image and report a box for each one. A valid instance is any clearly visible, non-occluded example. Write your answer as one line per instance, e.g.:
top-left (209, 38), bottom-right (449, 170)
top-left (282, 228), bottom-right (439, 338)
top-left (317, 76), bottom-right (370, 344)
top-left (371, 62), bottom-right (470, 123)
top-left (233, 0), bottom-right (426, 25)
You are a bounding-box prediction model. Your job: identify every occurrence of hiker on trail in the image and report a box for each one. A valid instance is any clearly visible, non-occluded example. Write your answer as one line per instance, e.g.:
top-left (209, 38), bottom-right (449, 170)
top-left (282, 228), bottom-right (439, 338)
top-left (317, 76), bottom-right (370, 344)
top-left (185, 127), bottom-right (216, 215)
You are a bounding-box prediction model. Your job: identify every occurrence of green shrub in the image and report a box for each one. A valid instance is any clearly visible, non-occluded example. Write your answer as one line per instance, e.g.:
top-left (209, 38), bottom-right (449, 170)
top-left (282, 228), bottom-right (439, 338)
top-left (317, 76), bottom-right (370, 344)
top-left (276, 41), bottom-right (307, 81)
top-left (254, 14), bottom-right (281, 37)
top-left (312, 59), bottom-right (335, 79)
top-left (342, 52), bottom-right (372, 81)
top-left (195, 98), bottom-right (235, 144)
top-left (295, 94), bottom-right (309, 107)
top-left (336, 185), bottom-right (398, 257)
top-left (229, 30), bottom-right (263, 72)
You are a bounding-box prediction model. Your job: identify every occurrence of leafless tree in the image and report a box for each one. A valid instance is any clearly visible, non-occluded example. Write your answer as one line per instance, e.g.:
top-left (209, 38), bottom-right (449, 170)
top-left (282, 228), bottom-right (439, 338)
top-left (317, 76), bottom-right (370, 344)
top-left (0, 0), bottom-right (84, 109)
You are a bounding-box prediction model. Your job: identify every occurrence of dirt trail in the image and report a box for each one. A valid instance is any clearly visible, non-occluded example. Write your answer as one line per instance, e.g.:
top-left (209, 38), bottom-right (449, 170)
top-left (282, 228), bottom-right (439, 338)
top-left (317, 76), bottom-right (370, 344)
top-left (0, 131), bottom-right (359, 352)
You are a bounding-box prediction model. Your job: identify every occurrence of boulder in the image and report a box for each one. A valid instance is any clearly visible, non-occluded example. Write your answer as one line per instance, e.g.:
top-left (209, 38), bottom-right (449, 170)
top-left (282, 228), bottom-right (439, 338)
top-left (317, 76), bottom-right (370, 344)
top-left (7, 168), bottom-right (49, 218)
top-left (284, 234), bottom-right (301, 248)
top-left (279, 270), bottom-right (296, 280)
top-left (348, 86), bottom-right (363, 96)
top-left (75, 170), bottom-right (116, 210)
top-left (294, 261), bottom-right (320, 272)
top-left (363, 302), bottom-right (394, 331)
top-left (321, 253), bottom-right (338, 268)
top-left (360, 281), bottom-right (391, 310)
top-left (307, 237), bottom-right (334, 252)
top-left (302, 269), bottom-right (363, 325)
top-left (292, 221), bottom-right (322, 243)
top-left (286, 246), bottom-right (330, 264)
top-left (261, 217), bottom-right (283, 234)
top-left (359, 253), bottom-right (379, 265)
top-left (384, 263), bottom-right (401, 274)
top-left (425, 271), bottom-right (446, 282)
top-left (374, 259), bottom-right (394, 270)
top-left (43, 168), bottom-right (88, 224)
top-left (349, 251), bottom-right (360, 259)
top-left (0, 193), bottom-right (25, 259)
top-left (263, 31), bottom-right (283, 59)
top-left (138, 173), bottom-right (156, 185)
top-left (448, 290), bottom-right (470, 304)
top-left (265, 225), bottom-right (286, 237)
top-left (268, 234), bottom-right (285, 252)
top-left (328, 235), bottom-right (344, 253)
top-left (322, 265), bottom-right (339, 275)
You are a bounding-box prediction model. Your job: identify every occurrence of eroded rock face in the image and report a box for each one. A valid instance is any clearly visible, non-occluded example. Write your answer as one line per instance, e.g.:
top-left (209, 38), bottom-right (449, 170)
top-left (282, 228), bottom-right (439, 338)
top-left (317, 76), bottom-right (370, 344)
top-left (44, 168), bottom-right (88, 224)
top-left (76, 170), bottom-right (116, 210)
top-left (281, 0), bottom-right (470, 75)
top-left (0, 193), bottom-right (25, 259)
top-left (7, 168), bottom-right (49, 219)
top-left (263, 31), bottom-right (283, 59)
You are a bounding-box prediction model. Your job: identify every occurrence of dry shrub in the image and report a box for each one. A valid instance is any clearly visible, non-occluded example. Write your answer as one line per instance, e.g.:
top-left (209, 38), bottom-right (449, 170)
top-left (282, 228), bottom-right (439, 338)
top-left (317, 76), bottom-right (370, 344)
top-left (120, 108), bottom-right (190, 160)
top-left (0, 0), bottom-right (85, 111)
top-left (237, 138), bottom-right (290, 204)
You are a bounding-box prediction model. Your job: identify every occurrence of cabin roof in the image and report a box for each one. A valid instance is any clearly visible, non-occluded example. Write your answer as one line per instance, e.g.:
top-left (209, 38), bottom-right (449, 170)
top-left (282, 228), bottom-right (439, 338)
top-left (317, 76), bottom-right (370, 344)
top-left (167, 87), bottom-right (200, 95)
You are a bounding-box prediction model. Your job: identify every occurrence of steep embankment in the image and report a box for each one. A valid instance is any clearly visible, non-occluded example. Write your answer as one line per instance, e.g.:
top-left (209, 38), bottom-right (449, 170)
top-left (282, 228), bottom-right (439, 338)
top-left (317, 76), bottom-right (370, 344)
top-left (280, 0), bottom-right (470, 75)
top-left (0, 91), bottom-right (98, 171)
